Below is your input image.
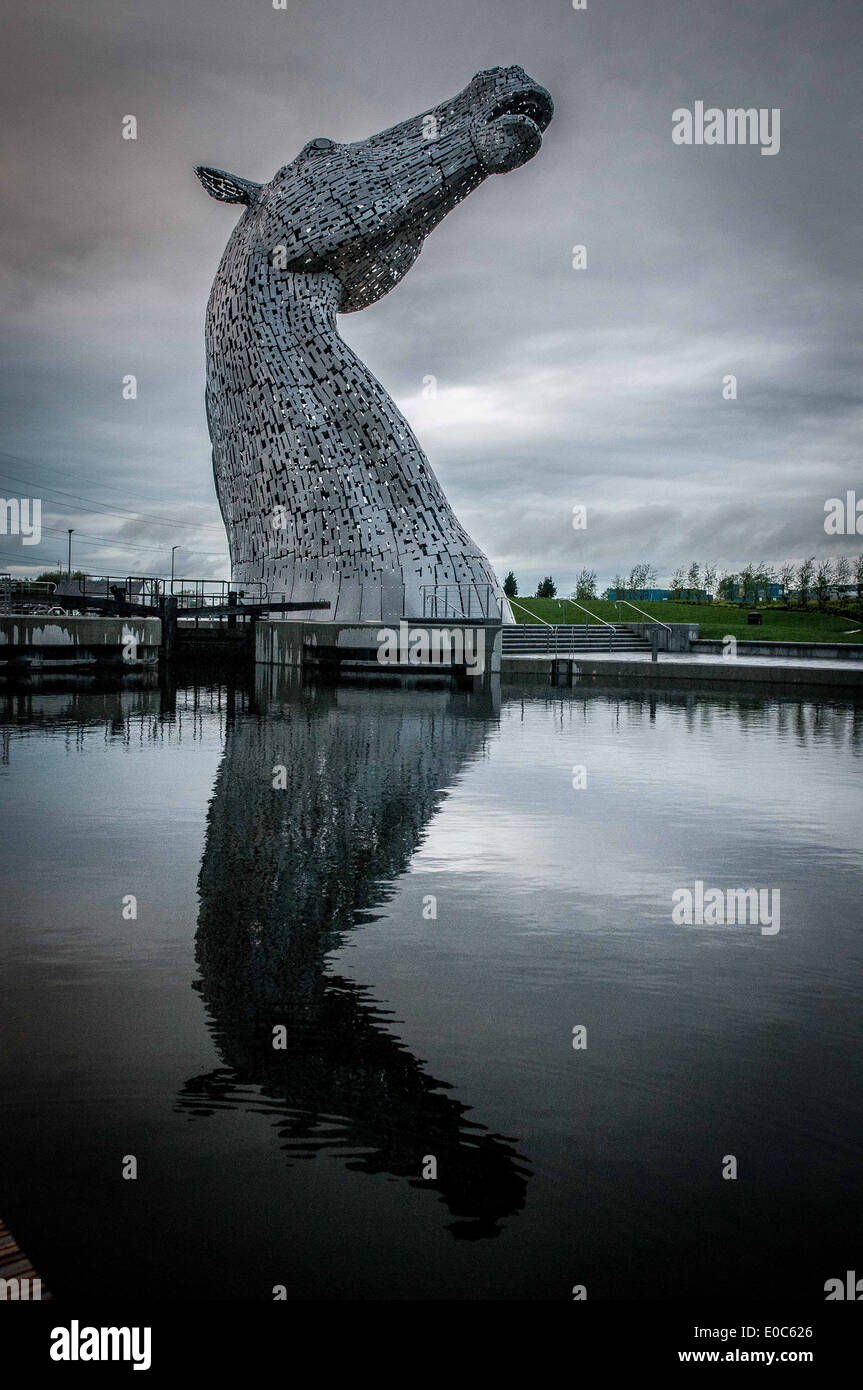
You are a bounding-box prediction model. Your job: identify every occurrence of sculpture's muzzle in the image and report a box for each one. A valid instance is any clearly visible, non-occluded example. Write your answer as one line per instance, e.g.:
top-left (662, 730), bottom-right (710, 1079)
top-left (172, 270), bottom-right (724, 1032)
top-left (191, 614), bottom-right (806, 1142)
top-left (470, 68), bottom-right (554, 173)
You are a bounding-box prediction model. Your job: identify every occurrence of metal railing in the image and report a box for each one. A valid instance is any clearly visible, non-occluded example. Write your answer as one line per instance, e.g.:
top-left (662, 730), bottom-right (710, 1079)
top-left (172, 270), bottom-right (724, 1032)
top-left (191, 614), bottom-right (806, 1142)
top-left (508, 597), bottom-right (616, 652)
top-left (509, 597), bottom-right (554, 630)
top-left (420, 582), bottom-right (502, 621)
top-left (0, 576), bottom-right (64, 615)
top-left (616, 598), bottom-right (672, 634)
top-left (508, 598), bottom-right (557, 653)
top-left (169, 577), bottom-right (267, 610)
top-left (54, 574), bottom-right (151, 604)
top-left (559, 597), bottom-right (616, 632)
top-left (50, 574), bottom-right (268, 613)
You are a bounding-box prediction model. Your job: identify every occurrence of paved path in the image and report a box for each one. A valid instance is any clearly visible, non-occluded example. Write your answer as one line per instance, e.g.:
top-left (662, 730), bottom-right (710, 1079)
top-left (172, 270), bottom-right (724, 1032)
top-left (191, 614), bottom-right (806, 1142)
top-left (501, 651), bottom-right (863, 687)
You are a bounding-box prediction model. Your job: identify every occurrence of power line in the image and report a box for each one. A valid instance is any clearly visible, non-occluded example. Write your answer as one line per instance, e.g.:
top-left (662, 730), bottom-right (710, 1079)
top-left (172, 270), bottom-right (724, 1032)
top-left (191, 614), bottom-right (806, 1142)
top-left (1, 525), bottom-right (227, 557)
top-left (0, 447), bottom-right (217, 510)
top-left (0, 547), bottom-right (228, 576)
top-left (0, 462), bottom-right (225, 531)
top-left (0, 549), bottom-right (52, 566)
top-left (41, 528), bottom-right (227, 557)
top-left (35, 520), bottom-right (221, 551)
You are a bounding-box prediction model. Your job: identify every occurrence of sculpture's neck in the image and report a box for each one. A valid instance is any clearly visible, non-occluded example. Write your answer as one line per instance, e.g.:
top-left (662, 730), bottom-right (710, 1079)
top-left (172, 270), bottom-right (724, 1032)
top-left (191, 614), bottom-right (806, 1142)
top-left (207, 244), bottom-right (457, 554)
top-left (204, 229), bottom-right (506, 622)
top-left (236, 253), bottom-right (433, 477)
top-left (249, 258), bottom-right (346, 350)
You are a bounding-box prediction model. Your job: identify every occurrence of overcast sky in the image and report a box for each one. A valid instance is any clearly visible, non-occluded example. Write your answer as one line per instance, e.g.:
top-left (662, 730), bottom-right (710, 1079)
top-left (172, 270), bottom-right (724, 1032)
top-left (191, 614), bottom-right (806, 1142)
top-left (1, 0), bottom-right (860, 592)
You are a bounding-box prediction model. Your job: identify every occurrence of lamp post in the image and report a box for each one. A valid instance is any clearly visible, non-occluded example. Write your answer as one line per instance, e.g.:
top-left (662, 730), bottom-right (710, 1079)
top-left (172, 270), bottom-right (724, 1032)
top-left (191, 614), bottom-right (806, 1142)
top-left (67, 529), bottom-right (74, 578)
top-left (170, 545), bottom-right (179, 592)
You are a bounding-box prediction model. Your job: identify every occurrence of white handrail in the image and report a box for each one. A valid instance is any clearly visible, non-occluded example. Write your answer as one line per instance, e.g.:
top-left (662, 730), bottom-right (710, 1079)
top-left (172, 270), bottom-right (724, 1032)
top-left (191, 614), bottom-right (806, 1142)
top-left (508, 598), bottom-right (554, 628)
top-left (560, 596), bottom-right (615, 630)
top-left (618, 599), bottom-right (672, 633)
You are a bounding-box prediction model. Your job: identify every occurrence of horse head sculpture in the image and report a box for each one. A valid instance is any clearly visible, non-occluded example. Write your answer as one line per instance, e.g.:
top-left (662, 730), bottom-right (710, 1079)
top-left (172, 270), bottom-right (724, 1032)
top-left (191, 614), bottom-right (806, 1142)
top-left (196, 66), bottom-right (552, 623)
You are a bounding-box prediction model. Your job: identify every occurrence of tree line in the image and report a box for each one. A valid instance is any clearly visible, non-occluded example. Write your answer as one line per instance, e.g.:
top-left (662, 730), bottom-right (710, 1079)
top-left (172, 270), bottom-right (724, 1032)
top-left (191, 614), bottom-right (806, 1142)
top-left (502, 555), bottom-right (863, 609)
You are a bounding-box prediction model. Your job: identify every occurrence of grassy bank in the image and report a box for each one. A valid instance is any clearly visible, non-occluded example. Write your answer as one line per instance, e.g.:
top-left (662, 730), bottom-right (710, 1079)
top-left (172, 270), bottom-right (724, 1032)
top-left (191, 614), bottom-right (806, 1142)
top-left (507, 596), bottom-right (863, 644)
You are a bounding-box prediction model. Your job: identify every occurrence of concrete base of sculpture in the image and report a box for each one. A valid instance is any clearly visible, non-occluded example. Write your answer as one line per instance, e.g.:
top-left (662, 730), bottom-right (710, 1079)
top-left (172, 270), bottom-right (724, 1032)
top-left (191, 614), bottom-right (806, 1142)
top-left (256, 618), bottom-right (502, 680)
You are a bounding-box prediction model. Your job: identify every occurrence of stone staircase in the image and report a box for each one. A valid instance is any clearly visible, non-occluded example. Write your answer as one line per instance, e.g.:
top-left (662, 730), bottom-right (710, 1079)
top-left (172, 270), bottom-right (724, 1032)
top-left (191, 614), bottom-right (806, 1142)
top-left (502, 622), bottom-right (652, 655)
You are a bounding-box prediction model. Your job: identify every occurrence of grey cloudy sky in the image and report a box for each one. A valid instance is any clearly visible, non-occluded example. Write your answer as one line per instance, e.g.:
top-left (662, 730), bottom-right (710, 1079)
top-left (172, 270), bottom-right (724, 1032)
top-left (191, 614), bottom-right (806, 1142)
top-left (1, 0), bottom-right (860, 592)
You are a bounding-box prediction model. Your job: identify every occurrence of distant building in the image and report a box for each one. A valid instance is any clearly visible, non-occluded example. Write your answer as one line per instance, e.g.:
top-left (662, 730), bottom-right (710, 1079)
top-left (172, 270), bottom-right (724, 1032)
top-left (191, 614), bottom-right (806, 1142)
top-left (725, 579), bottom-right (784, 603)
top-left (606, 588), bottom-right (709, 603)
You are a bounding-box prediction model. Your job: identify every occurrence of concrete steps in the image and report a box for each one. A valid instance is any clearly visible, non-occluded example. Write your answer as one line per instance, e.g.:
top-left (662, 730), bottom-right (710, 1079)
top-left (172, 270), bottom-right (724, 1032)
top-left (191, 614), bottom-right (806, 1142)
top-left (502, 623), bottom-right (651, 654)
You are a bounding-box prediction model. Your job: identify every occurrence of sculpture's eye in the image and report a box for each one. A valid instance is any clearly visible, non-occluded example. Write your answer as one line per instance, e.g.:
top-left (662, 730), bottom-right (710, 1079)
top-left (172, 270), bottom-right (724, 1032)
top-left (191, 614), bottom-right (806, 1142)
top-left (308, 137), bottom-right (335, 152)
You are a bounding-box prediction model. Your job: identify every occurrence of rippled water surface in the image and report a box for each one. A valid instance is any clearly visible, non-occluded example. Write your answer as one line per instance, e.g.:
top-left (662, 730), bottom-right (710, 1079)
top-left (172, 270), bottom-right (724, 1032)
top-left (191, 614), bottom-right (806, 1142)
top-left (1, 674), bottom-right (861, 1299)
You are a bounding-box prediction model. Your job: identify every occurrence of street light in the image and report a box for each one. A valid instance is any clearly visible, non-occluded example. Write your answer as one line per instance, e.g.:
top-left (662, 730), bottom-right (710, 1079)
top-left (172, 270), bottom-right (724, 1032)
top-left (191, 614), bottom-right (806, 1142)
top-left (170, 545), bottom-right (179, 591)
top-left (67, 529), bottom-right (74, 578)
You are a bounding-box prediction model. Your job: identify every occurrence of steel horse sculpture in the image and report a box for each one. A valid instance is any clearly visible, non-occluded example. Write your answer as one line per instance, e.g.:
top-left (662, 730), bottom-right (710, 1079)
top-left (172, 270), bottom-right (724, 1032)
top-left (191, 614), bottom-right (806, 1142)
top-left (197, 66), bottom-right (553, 623)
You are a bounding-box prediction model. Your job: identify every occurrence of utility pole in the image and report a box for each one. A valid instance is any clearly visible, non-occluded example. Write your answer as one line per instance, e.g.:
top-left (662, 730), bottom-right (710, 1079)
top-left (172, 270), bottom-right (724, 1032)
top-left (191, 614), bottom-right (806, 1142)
top-left (171, 545), bottom-right (179, 591)
top-left (67, 529), bottom-right (74, 578)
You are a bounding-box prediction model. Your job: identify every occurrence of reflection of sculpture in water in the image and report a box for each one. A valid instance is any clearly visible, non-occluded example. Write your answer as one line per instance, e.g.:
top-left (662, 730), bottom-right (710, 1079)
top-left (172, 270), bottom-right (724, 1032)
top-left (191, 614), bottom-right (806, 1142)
top-left (178, 672), bottom-right (529, 1239)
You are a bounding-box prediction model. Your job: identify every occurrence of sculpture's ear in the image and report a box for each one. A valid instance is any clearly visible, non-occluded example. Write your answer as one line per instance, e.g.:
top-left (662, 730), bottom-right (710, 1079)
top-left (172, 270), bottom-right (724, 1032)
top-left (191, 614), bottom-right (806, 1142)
top-left (195, 166), bottom-right (262, 205)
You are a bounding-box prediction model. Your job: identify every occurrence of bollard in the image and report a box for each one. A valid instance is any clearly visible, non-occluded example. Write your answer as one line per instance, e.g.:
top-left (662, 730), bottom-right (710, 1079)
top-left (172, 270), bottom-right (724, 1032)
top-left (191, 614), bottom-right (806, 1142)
top-left (162, 595), bottom-right (178, 660)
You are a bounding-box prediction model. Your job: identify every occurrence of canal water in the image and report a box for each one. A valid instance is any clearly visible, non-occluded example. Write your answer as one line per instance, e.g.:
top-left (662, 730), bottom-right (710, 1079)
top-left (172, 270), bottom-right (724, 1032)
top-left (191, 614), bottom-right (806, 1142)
top-left (1, 673), bottom-right (860, 1300)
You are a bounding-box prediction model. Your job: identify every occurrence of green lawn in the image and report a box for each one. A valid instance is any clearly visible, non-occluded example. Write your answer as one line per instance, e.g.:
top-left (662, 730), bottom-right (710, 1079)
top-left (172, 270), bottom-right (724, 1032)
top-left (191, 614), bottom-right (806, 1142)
top-left (507, 596), bottom-right (863, 644)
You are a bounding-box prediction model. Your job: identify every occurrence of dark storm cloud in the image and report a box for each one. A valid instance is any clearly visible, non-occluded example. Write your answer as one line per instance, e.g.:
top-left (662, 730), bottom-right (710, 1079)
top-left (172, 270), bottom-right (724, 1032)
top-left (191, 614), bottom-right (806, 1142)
top-left (1, 0), bottom-right (860, 589)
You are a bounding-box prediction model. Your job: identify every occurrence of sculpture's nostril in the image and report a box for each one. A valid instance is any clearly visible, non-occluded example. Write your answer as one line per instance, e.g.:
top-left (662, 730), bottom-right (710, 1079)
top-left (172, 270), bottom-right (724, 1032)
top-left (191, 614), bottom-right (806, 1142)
top-left (487, 88), bottom-right (554, 132)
